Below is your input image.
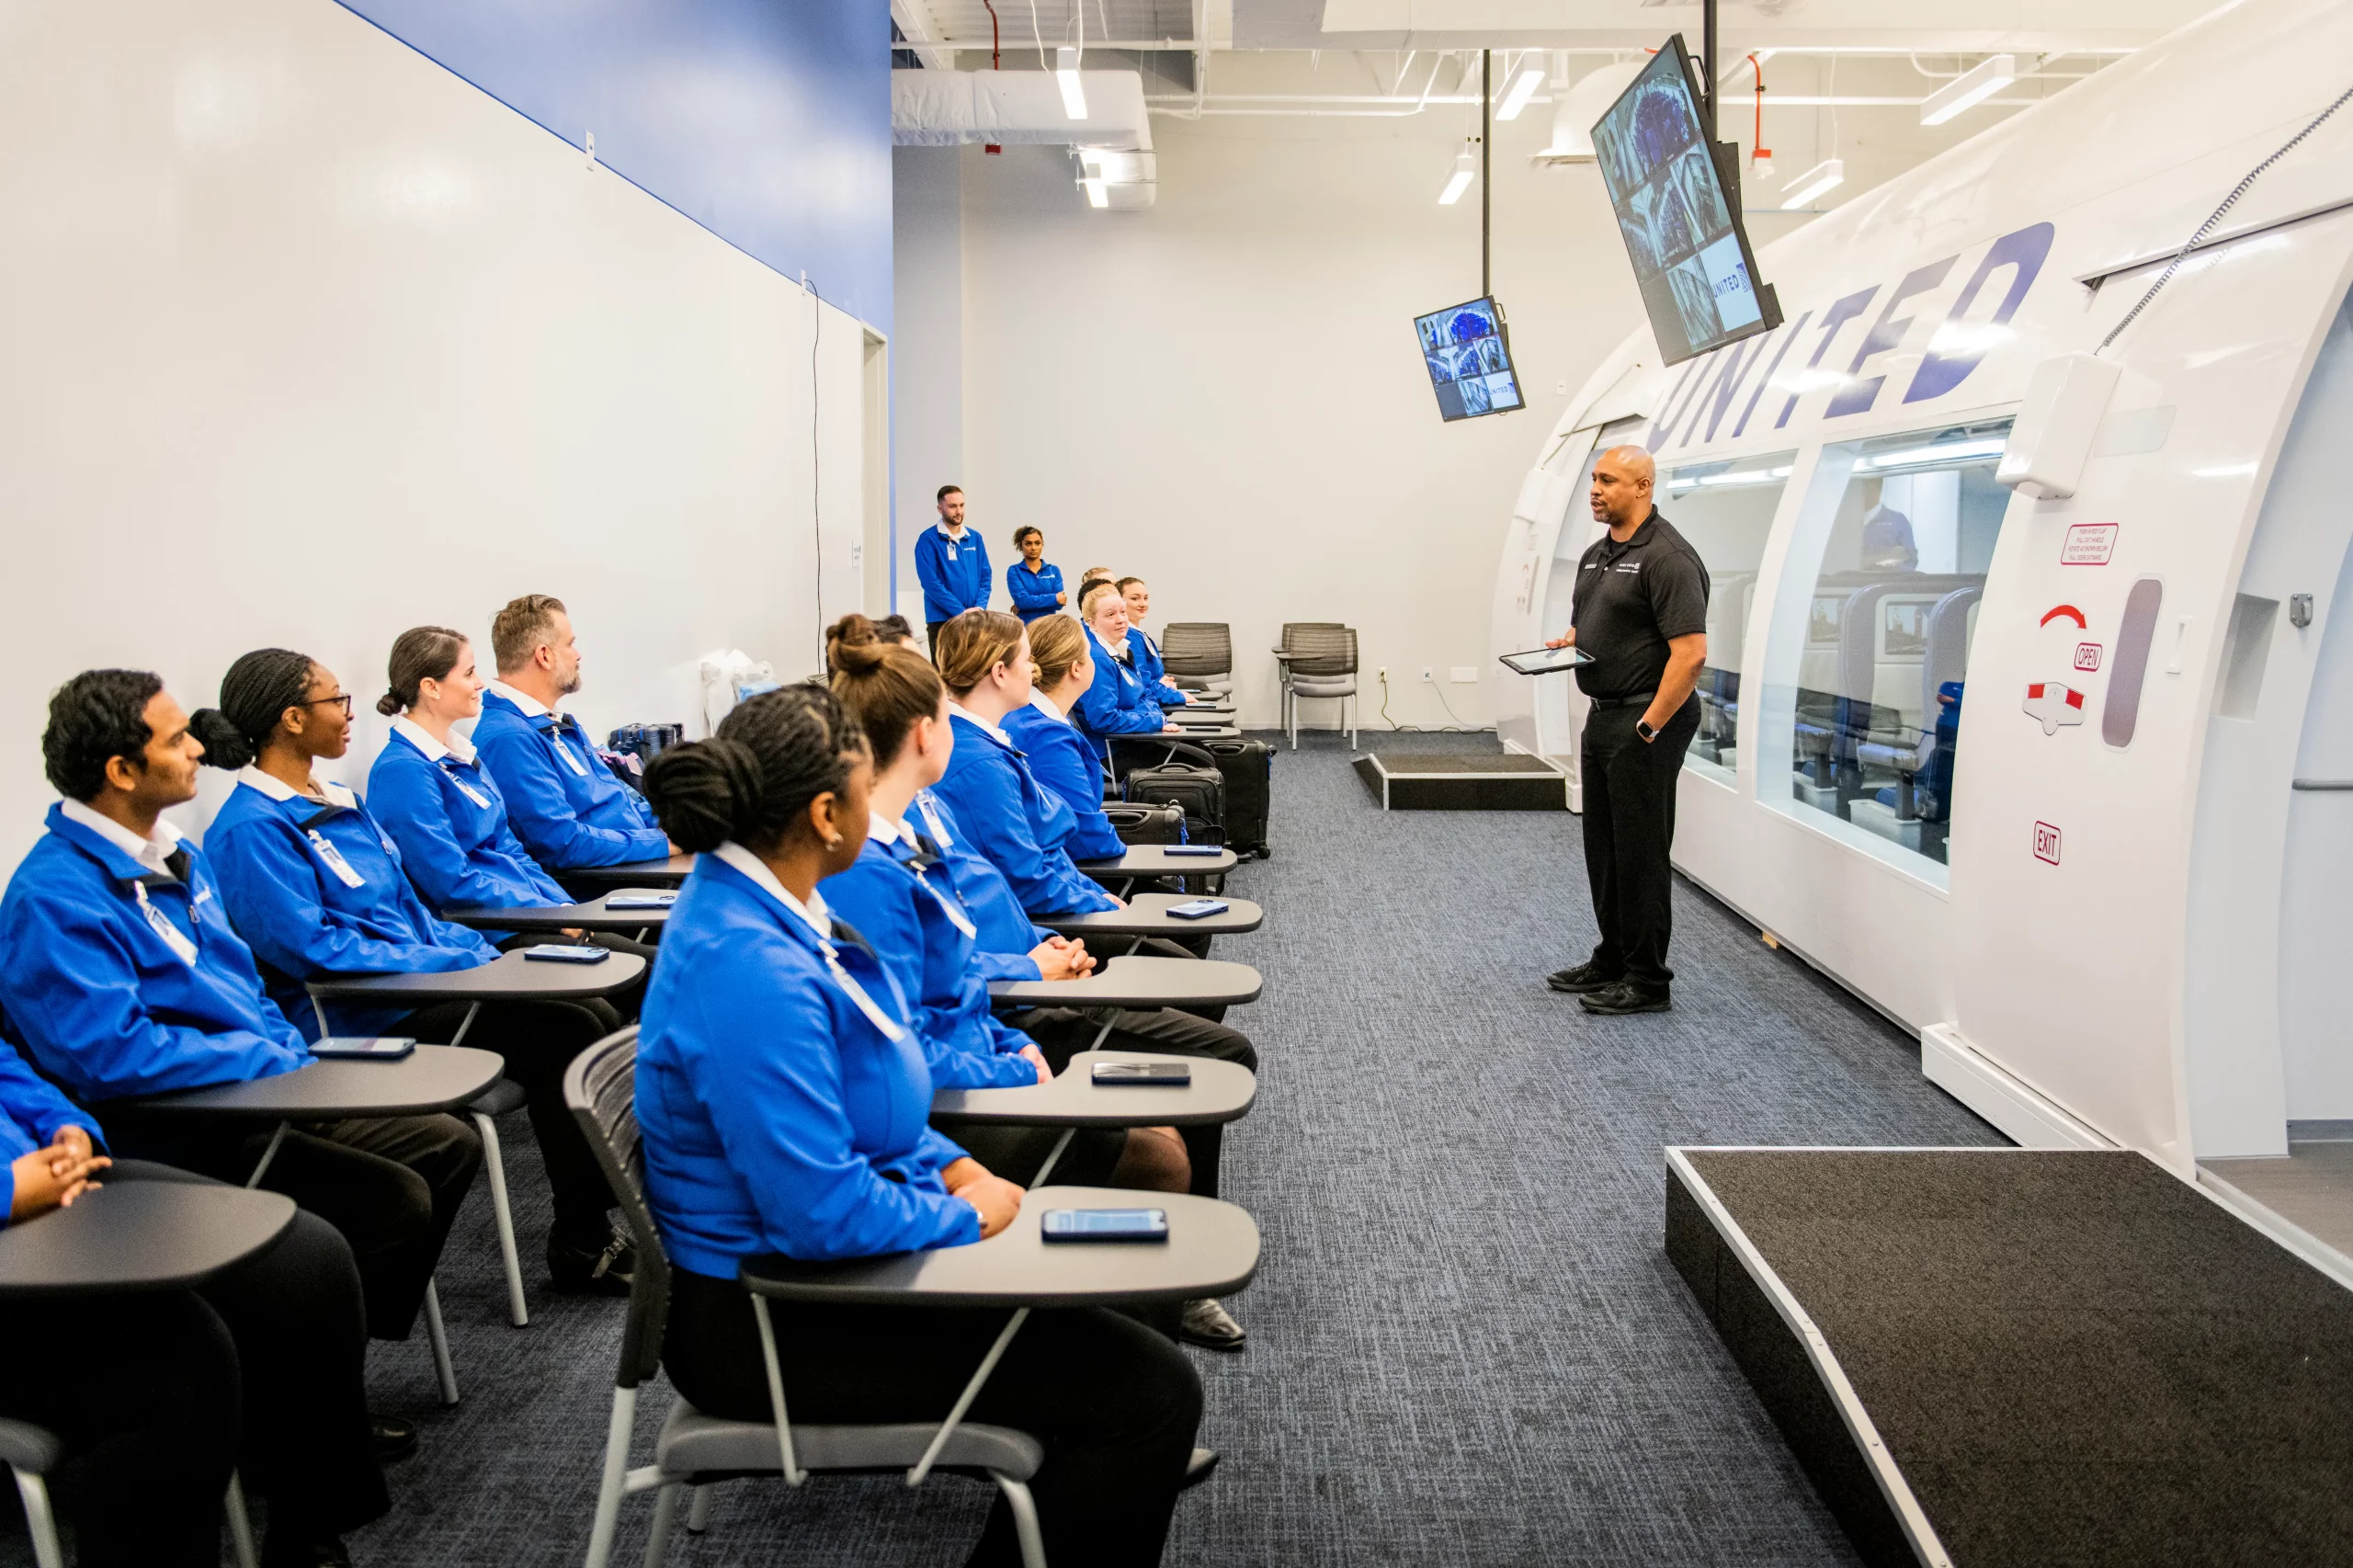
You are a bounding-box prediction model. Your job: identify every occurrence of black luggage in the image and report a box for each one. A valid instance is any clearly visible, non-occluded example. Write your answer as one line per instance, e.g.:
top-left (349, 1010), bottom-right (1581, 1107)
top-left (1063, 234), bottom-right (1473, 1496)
top-left (1103, 801), bottom-right (1185, 845)
top-left (1123, 761), bottom-right (1224, 846)
top-left (1199, 736), bottom-right (1272, 858)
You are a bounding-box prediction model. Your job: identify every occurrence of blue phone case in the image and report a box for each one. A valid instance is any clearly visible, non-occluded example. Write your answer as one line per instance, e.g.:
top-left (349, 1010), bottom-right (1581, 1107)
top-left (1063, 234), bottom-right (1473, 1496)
top-left (1164, 846), bottom-right (1223, 858)
top-left (1040, 1209), bottom-right (1170, 1244)
top-left (1167, 899), bottom-right (1228, 920)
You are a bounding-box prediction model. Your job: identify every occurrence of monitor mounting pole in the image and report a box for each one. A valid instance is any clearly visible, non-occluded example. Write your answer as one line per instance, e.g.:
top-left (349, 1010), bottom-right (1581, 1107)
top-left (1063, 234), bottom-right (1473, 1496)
top-left (1481, 48), bottom-right (1492, 298)
top-left (1700, 0), bottom-right (1718, 142)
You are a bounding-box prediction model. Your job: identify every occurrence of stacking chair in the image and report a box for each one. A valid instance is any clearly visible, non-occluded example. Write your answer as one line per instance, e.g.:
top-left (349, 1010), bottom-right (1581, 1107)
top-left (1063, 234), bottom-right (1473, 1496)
top-left (1158, 623), bottom-right (1235, 699)
top-left (1, 1421), bottom-right (259, 1568)
top-left (1276, 623), bottom-right (1359, 749)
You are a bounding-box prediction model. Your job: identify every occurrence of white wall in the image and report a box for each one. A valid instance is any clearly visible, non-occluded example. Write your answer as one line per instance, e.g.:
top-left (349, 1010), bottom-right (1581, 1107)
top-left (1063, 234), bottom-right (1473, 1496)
top-left (0, 0), bottom-right (870, 875)
top-left (892, 143), bottom-right (967, 611)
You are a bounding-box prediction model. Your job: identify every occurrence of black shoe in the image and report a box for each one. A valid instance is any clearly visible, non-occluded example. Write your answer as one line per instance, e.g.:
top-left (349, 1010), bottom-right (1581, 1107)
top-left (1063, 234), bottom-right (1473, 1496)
top-left (1547, 961), bottom-right (1624, 994)
top-left (371, 1413), bottom-right (418, 1464)
top-left (1578, 982), bottom-right (1671, 1015)
top-left (548, 1225), bottom-right (636, 1296)
top-left (261, 1534), bottom-right (351, 1568)
top-left (1180, 1447), bottom-right (1219, 1491)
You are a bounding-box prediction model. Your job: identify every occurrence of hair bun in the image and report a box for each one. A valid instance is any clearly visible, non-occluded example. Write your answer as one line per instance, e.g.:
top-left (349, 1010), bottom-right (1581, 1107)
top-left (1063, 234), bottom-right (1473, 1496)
top-left (374, 689), bottom-right (404, 718)
top-left (188, 709), bottom-right (255, 770)
top-left (644, 736), bottom-right (762, 853)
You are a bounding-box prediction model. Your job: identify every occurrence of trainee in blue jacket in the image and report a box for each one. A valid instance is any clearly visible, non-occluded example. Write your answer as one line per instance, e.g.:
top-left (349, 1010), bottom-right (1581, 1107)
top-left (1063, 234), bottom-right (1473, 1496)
top-left (366, 719), bottom-right (569, 917)
top-left (913, 525), bottom-right (992, 624)
top-left (910, 790), bottom-right (1058, 982)
top-left (933, 710), bottom-right (1120, 918)
top-left (472, 686), bottom-right (667, 870)
top-left (1128, 628), bottom-right (1189, 707)
top-left (820, 818), bottom-right (1038, 1090)
top-left (0, 803), bottom-right (311, 1099)
top-left (1073, 628), bottom-right (1171, 761)
top-left (204, 768), bottom-right (496, 1038)
top-left (0, 1041), bottom-right (101, 1183)
top-left (1006, 561), bottom-right (1065, 623)
top-left (1004, 695), bottom-right (1127, 861)
top-left (634, 844), bottom-right (979, 1278)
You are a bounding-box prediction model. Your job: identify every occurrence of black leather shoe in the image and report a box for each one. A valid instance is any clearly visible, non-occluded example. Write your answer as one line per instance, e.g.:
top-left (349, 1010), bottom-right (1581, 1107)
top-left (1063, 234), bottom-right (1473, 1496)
top-left (260, 1534), bottom-right (351, 1568)
top-left (371, 1413), bottom-right (418, 1464)
top-left (1547, 961), bottom-right (1624, 994)
top-left (1180, 1447), bottom-right (1219, 1491)
top-left (548, 1226), bottom-right (636, 1296)
top-left (1578, 982), bottom-right (1672, 1015)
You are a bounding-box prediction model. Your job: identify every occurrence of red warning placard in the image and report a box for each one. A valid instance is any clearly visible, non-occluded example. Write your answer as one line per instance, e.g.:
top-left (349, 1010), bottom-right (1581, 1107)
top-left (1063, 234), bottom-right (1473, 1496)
top-left (2062, 523), bottom-right (2119, 565)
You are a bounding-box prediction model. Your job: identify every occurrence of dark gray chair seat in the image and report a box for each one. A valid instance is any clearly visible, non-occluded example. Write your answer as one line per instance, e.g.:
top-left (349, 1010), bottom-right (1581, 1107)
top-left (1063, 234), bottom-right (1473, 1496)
top-left (655, 1403), bottom-right (1042, 1479)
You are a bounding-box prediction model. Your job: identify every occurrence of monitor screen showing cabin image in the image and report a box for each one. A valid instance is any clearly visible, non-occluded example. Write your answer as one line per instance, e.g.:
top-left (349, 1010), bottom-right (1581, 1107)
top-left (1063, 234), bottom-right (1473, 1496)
top-left (1415, 295), bottom-right (1527, 421)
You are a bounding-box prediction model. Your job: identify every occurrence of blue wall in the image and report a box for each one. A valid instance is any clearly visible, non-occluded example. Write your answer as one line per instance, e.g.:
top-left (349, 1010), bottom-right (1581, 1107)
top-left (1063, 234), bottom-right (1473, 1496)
top-left (335, 0), bottom-right (893, 333)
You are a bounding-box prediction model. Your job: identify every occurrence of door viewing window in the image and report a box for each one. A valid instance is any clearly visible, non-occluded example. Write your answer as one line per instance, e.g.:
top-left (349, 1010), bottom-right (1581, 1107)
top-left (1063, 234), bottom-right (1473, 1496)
top-left (1656, 452), bottom-right (1795, 784)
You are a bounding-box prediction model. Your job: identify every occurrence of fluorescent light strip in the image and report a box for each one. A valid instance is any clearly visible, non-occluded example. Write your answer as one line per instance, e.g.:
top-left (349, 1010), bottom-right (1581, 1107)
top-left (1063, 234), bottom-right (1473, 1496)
top-left (1862, 438), bottom-right (2007, 470)
top-left (1055, 48), bottom-right (1088, 119)
top-left (1781, 158), bottom-right (1844, 207)
top-left (1920, 54), bottom-right (2017, 127)
top-left (1083, 176), bottom-right (1108, 208)
top-left (1496, 64), bottom-right (1545, 121)
top-left (1438, 149), bottom-right (1475, 206)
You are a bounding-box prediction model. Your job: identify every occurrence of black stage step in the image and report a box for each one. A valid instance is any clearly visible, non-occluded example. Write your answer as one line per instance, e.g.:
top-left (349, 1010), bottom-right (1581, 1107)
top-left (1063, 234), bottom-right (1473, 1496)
top-left (1353, 751), bottom-right (1567, 810)
top-left (1665, 1147), bottom-right (2353, 1567)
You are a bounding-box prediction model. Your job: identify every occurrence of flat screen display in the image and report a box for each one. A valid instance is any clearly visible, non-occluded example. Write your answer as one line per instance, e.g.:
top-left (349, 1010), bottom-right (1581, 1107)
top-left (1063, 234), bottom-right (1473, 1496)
top-left (1591, 37), bottom-right (1778, 365)
top-left (1414, 296), bottom-right (1525, 422)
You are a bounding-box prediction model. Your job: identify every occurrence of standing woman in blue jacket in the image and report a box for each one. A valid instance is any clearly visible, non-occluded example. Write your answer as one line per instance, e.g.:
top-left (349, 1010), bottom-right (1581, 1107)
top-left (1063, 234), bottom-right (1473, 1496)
top-left (913, 483), bottom-right (993, 653)
top-left (1003, 613), bottom-right (1128, 862)
top-left (634, 685), bottom-right (1204, 1566)
top-left (193, 649), bottom-right (639, 1294)
top-left (1005, 526), bottom-right (1065, 623)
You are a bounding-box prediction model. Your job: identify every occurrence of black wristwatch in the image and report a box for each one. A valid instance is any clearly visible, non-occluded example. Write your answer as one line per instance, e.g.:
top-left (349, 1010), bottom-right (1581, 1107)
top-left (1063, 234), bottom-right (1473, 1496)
top-left (1635, 719), bottom-right (1660, 744)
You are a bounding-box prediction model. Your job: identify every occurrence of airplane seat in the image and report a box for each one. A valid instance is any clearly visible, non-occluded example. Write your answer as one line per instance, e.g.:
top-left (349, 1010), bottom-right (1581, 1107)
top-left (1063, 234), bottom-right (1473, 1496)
top-left (1856, 585), bottom-right (1982, 821)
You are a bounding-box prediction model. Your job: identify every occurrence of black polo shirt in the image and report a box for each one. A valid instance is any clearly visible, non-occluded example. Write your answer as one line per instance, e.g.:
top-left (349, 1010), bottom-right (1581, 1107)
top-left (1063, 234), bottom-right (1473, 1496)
top-left (1568, 508), bottom-right (1711, 700)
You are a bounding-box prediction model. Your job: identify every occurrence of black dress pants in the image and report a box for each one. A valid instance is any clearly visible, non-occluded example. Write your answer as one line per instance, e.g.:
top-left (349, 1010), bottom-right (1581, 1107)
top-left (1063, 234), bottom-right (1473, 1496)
top-left (1578, 697), bottom-right (1701, 993)
top-left (117, 1114), bottom-right (482, 1341)
top-left (1007, 1006), bottom-right (1256, 1199)
top-left (664, 1267), bottom-right (1201, 1568)
top-left (0, 1162), bottom-right (388, 1568)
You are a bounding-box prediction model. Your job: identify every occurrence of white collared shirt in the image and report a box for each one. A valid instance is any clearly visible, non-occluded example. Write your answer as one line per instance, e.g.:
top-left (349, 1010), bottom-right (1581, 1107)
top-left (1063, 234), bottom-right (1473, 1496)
top-left (712, 841), bottom-right (831, 941)
top-left (1027, 689), bottom-right (1071, 724)
top-left (936, 519), bottom-right (968, 541)
top-left (1093, 627), bottom-right (1131, 662)
top-left (483, 680), bottom-right (552, 721)
top-left (61, 798), bottom-right (183, 881)
top-left (235, 766), bottom-right (357, 811)
top-left (866, 809), bottom-right (909, 848)
top-left (392, 716), bottom-right (477, 766)
top-left (948, 703), bottom-right (1015, 748)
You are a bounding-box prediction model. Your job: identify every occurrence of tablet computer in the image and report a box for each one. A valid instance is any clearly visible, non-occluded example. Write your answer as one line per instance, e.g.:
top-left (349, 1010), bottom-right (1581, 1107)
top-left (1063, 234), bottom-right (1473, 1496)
top-left (1498, 645), bottom-right (1595, 676)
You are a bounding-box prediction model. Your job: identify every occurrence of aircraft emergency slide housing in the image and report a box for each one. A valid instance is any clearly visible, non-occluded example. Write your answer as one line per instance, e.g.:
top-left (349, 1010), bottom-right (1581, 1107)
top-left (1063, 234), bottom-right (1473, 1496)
top-left (1492, 0), bottom-right (2353, 1170)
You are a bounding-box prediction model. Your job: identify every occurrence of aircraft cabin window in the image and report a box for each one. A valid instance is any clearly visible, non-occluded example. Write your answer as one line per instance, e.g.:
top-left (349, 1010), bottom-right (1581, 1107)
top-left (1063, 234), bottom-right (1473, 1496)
top-left (1774, 420), bottom-right (2013, 874)
top-left (1657, 452), bottom-right (1796, 785)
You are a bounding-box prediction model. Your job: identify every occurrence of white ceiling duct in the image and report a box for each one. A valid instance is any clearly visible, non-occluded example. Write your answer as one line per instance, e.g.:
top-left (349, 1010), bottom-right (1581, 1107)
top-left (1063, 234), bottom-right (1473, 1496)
top-left (1533, 58), bottom-right (1643, 165)
top-left (892, 68), bottom-right (1157, 209)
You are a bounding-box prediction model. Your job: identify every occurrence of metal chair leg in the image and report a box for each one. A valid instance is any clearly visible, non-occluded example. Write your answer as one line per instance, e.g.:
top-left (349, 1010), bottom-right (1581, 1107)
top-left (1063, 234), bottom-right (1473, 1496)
top-left (641, 1482), bottom-right (682, 1568)
top-left (13, 1470), bottom-right (63, 1568)
top-left (421, 1277), bottom-right (460, 1405)
top-left (225, 1471), bottom-right (258, 1568)
top-left (472, 1110), bottom-right (530, 1327)
top-left (583, 1385), bottom-right (637, 1568)
top-left (685, 1483), bottom-right (715, 1533)
top-left (995, 1472), bottom-right (1048, 1568)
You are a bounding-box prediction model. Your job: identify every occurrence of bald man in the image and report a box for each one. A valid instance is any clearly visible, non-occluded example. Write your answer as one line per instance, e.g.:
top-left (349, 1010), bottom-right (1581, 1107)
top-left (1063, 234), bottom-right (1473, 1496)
top-left (1543, 445), bottom-right (1710, 1014)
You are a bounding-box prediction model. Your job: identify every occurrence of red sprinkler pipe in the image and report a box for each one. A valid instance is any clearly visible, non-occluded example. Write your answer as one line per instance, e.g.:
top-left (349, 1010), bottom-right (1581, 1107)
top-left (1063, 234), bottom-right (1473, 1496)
top-left (981, 0), bottom-right (1002, 153)
top-left (1750, 53), bottom-right (1772, 166)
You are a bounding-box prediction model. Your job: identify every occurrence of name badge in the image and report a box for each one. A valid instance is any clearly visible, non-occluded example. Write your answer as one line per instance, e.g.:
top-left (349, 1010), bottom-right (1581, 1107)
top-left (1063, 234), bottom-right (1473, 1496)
top-left (134, 883), bottom-right (199, 967)
top-left (307, 829), bottom-right (368, 889)
top-left (915, 794), bottom-right (957, 849)
top-left (445, 767), bottom-right (493, 810)
top-left (946, 544), bottom-right (959, 562)
top-left (911, 864), bottom-right (978, 938)
top-left (819, 945), bottom-right (907, 1040)
top-left (555, 736), bottom-right (589, 778)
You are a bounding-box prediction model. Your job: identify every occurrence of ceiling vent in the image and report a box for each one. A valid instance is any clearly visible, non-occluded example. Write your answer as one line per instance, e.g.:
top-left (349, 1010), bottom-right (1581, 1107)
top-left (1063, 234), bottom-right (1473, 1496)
top-left (893, 68), bottom-right (1156, 210)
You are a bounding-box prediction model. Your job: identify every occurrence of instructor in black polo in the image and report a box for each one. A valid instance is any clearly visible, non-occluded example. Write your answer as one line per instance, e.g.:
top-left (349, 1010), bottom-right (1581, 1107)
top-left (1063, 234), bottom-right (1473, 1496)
top-left (1544, 445), bottom-right (1709, 1015)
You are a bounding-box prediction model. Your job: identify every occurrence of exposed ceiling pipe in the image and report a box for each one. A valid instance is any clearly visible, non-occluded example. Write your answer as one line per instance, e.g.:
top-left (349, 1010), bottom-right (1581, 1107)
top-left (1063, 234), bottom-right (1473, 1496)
top-left (892, 67), bottom-right (1156, 207)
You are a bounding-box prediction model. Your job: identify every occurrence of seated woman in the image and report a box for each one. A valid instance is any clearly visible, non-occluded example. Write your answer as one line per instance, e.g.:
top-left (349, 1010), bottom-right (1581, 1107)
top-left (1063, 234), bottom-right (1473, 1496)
top-left (1005, 526), bottom-right (1067, 624)
top-left (194, 648), bottom-right (635, 1294)
top-left (1116, 577), bottom-right (1193, 707)
top-left (1003, 614), bottom-right (1128, 863)
top-left (1074, 582), bottom-right (1182, 765)
top-left (821, 616), bottom-right (1188, 1196)
top-left (635, 685), bottom-right (1205, 1566)
top-left (0, 1040), bottom-right (390, 1568)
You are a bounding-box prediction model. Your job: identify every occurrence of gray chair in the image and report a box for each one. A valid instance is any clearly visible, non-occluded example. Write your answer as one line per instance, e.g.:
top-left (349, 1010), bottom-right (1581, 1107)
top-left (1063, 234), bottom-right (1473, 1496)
top-left (1, 1418), bottom-right (257, 1568)
top-left (1159, 622), bottom-right (1234, 698)
top-left (565, 1029), bottom-right (1050, 1568)
top-left (1276, 623), bottom-right (1359, 750)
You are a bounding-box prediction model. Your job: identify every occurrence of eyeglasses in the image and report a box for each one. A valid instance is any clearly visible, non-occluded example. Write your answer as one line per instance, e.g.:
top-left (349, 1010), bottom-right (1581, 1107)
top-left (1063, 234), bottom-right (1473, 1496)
top-left (299, 693), bottom-right (355, 719)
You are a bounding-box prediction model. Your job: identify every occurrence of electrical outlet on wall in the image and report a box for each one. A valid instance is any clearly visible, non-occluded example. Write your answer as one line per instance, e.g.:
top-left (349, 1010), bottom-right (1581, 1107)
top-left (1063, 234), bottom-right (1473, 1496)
top-left (1420, 665), bottom-right (1434, 682)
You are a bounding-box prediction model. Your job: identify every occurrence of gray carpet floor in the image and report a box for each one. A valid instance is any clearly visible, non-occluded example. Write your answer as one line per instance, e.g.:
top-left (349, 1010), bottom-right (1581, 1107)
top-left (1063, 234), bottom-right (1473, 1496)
top-left (38, 730), bottom-right (2007, 1566)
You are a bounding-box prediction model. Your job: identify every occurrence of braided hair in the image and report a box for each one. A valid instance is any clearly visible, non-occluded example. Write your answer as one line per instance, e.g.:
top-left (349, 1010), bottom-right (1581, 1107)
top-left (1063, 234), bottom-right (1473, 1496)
top-left (643, 685), bottom-right (868, 855)
top-left (189, 649), bottom-right (316, 770)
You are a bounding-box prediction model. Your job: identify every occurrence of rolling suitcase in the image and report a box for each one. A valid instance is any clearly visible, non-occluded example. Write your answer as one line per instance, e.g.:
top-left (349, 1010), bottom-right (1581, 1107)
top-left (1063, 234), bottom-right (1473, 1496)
top-left (1123, 761), bottom-right (1224, 846)
top-left (1199, 736), bottom-right (1272, 858)
top-left (1103, 801), bottom-right (1185, 845)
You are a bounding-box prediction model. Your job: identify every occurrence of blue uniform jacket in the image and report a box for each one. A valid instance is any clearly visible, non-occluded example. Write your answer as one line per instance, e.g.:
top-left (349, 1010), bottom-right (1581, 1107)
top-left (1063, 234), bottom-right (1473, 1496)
top-left (0, 805), bottom-right (310, 1099)
top-left (910, 790), bottom-right (1057, 982)
top-left (367, 724), bottom-right (569, 918)
top-left (1006, 562), bottom-right (1065, 622)
top-left (1003, 702), bottom-right (1128, 861)
top-left (1073, 629), bottom-right (1170, 761)
top-left (472, 690), bottom-right (668, 870)
top-left (933, 713), bottom-right (1120, 918)
top-left (821, 833), bottom-right (1038, 1090)
top-left (635, 850), bottom-right (978, 1278)
top-left (204, 771), bottom-right (496, 1038)
top-left (914, 526), bottom-right (993, 623)
top-left (1129, 629), bottom-right (1189, 707)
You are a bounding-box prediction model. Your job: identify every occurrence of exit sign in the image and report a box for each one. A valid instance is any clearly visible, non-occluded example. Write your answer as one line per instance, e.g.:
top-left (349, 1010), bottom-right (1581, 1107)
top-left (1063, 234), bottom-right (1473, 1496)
top-left (2033, 822), bottom-right (2062, 865)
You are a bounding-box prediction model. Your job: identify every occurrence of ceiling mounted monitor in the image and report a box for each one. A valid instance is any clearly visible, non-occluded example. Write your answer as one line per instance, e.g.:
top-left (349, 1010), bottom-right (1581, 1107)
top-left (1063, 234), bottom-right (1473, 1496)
top-left (1415, 295), bottom-right (1525, 423)
top-left (1591, 36), bottom-right (1781, 366)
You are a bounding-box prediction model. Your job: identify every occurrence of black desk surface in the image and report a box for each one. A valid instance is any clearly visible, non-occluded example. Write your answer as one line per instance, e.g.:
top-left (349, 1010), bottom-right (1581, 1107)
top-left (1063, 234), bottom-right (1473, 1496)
top-left (932, 1050), bottom-right (1257, 1130)
top-left (441, 894), bottom-right (674, 934)
top-left (988, 955), bottom-right (1262, 1009)
top-left (740, 1188), bottom-right (1259, 1307)
top-left (1034, 892), bottom-right (1263, 938)
top-left (0, 1183), bottom-right (297, 1296)
top-left (1074, 846), bottom-right (1239, 879)
top-left (119, 1044), bottom-right (506, 1119)
top-left (309, 949), bottom-right (645, 1004)
top-left (560, 854), bottom-right (697, 892)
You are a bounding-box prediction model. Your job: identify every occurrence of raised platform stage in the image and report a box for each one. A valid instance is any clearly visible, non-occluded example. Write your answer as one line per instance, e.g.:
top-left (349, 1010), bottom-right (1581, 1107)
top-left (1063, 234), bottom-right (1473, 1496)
top-left (1352, 751), bottom-right (1567, 811)
top-left (1665, 1147), bottom-right (2353, 1567)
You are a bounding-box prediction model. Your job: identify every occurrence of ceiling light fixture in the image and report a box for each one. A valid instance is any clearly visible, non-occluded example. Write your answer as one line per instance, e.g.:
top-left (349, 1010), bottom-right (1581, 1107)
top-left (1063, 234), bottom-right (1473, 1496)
top-left (1496, 61), bottom-right (1545, 120)
top-left (1438, 145), bottom-right (1476, 205)
top-left (1919, 54), bottom-right (2018, 126)
top-left (1781, 157), bottom-right (1844, 206)
top-left (1055, 47), bottom-right (1087, 119)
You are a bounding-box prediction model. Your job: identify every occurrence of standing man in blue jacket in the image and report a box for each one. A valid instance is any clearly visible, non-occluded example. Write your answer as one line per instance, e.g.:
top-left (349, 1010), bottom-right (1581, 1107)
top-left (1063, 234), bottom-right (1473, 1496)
top-left (914, 484), bottom-right (992, 653)
top-left (473, 594), bottom-right (674, 872)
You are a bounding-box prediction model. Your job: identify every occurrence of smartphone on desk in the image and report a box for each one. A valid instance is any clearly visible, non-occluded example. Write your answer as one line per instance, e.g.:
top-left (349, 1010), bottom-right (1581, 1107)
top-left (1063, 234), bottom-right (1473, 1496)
top-left (1162, 846), bottom-right (1223, 858)
top-left (1040, 1208), bottom-right (1169, 1244)
top-left (1091, 1060), bottom-right (1193, 1086)
top-left (604, 891), bottom-right (677, 910)
top-left (1166, 899), bottom-right (1228, 920)
top-left (524, 944), bottom-right (610, 963)
top-left (313, 1036), bottom-right (416, 1061)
